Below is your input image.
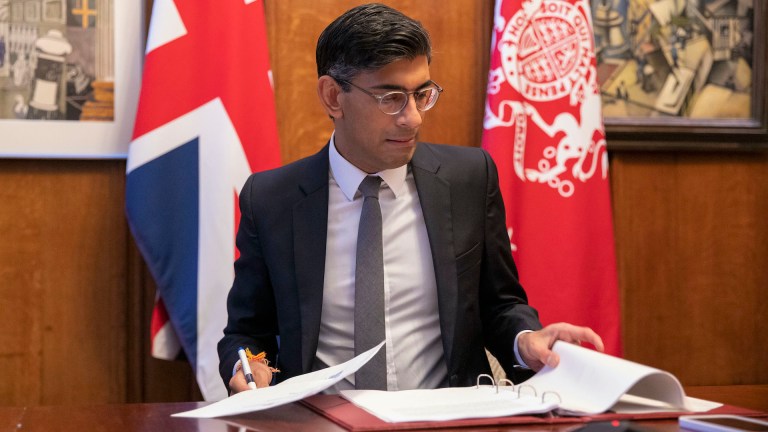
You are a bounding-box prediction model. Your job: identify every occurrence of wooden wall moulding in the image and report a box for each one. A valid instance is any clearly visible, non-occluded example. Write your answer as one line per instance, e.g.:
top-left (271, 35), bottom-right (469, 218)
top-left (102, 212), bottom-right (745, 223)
top-left (594, 0), bottom-right (768, 150)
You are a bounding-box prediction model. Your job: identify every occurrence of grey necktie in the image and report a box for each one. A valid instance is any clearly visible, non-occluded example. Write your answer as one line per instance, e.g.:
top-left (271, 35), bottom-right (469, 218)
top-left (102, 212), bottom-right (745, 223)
top-left (354, 175), bottom-right (387, 390)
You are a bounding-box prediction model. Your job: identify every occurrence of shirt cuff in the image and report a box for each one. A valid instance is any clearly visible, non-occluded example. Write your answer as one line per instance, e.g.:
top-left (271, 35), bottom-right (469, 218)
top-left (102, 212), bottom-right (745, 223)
top-left (231, 359), bottom-right (242, 377)
top-left (513, 330), bottom-right (534, 369)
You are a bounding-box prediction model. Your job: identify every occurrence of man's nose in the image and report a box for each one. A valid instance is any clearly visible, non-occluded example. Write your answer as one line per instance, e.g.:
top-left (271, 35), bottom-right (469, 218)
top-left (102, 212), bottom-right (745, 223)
top-left (396, 94), bottom-right (423, 128)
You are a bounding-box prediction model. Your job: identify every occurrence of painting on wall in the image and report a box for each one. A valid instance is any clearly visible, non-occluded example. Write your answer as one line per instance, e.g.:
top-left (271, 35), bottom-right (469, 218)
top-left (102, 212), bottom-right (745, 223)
top-left (0, 0), bottom-right (142, 158)
top-left (593, 0), bottom-right (766, 145)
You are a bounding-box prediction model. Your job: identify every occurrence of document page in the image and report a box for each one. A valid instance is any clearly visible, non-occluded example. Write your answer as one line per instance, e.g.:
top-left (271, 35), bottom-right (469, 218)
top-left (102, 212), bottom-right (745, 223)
top-left (611, 394), bottom-right (722, 414)
top-left (173, 341), bottom-right (384, 418)
top-left (522, 342), bottom-right (719, 415)
top-left (340, 386), bottom-right (558, 422)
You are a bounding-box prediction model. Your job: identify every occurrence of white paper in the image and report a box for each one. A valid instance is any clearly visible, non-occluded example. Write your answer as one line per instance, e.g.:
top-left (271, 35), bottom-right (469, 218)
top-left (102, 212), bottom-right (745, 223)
top-left (341, 386), bottom-right (558, 422)
top-left (522, 342), bottom-right (722, 415)
top-left (338, 343), bottom-right (722, 423)
top-left (683, 396), bottom-right (723, 412)
top-left (612, 394), bottom-right (721, 414)
top-left (172, 341), bottom-right (385, 418)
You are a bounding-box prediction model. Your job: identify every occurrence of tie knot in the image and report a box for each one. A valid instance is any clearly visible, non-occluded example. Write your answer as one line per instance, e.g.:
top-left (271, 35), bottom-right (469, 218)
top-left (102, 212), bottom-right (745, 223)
top-left (358, 176), bottom-right (382, 199)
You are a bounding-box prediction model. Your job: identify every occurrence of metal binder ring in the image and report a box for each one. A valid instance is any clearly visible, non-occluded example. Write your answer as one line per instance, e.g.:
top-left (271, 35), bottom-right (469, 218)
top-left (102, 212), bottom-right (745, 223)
top-left (541, 391), bottom-right (562, 404)
top-left (516, 384), bottom-right (537, 398)
top-left (497, 379), bottom-right (515, 393)
top-left (475, 374), bottom-right (495, 389)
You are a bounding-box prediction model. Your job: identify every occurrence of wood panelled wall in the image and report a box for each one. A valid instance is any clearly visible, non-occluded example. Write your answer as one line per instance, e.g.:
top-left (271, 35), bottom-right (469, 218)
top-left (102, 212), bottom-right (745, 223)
top-left (0, 0), bottom-right (765, 406)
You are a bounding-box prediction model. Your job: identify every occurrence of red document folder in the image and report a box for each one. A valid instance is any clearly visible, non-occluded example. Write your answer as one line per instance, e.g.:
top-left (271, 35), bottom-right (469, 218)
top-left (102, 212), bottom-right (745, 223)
top-left (301, 394), bottom-right (765, 432)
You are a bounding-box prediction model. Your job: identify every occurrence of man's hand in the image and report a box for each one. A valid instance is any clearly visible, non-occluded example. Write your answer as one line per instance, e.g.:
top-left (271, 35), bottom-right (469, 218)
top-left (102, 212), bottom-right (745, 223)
top-left (228, 360), bottom-right (273, 394)
top-left (518, 322), bottom-right (604, 371)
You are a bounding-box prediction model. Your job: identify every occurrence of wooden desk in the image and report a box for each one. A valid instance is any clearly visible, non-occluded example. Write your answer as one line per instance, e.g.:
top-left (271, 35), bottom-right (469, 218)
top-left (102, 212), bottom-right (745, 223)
top-left (685, 385), bottom-right (768, 412)
top-left (0, 402), bottom-right (340, 432)
top-left (2, 386), bottom-right (765, 432)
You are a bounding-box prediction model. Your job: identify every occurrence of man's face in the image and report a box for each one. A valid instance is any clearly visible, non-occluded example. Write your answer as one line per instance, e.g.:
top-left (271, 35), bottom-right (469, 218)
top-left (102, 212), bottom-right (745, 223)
top-left (333, 56), bottom-right (431, 174)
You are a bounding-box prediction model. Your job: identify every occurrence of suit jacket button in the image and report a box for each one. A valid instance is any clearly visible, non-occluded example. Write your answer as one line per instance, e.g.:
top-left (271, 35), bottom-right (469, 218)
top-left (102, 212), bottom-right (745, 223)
top-left (449, 374), bottom-right (458, 386)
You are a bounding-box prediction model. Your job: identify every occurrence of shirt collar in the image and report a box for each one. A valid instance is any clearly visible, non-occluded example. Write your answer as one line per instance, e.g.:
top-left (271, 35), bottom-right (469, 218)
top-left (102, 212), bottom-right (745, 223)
top-left (329, 132), bottom-right (408, 202)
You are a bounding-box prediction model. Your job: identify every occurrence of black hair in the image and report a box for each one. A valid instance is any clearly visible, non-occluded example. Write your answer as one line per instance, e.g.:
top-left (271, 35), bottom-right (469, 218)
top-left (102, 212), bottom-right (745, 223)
top-left (316, 3), bottom-right (431, 87)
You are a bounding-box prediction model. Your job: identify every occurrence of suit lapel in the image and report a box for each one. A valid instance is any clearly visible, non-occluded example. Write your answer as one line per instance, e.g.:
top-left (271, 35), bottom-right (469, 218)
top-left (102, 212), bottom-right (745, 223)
top-left (293, 145), bottom-right (330, 372)
top-left (291, 144), bottom-right (461, 373)
top-left (411, 144), bottom-right (458, 370)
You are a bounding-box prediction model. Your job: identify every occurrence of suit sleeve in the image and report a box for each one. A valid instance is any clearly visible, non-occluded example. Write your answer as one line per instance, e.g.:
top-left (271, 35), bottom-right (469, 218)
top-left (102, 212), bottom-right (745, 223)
top-left (477, 149), bottom-right (543, 380)
top-left (217, 175), bottom-right (279, 392)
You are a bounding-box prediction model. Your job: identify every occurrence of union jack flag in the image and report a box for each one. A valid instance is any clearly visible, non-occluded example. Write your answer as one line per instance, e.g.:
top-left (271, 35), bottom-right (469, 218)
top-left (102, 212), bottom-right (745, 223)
top-left (126, 0), bottom-right (280, 400)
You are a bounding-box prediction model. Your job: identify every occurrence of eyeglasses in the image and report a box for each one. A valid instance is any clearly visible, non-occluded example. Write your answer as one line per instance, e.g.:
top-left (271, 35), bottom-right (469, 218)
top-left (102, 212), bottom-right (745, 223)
top-left (335, 79), bottom-right (443, 115)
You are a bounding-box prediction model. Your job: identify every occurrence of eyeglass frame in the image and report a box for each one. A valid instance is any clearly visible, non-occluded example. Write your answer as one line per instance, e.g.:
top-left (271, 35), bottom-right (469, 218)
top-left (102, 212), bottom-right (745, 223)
top-left (333, 78), bottom-right (444, 115)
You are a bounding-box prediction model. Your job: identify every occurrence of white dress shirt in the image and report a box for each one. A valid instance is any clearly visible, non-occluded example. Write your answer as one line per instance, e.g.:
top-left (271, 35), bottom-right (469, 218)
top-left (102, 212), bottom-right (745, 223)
top-left (312, 135), bottom-right (448, 391)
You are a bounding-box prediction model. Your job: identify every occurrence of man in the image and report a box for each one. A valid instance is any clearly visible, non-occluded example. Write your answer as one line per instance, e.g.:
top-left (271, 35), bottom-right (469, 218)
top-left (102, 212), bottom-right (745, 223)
top-left (218, 3), bottom-right (603, 394)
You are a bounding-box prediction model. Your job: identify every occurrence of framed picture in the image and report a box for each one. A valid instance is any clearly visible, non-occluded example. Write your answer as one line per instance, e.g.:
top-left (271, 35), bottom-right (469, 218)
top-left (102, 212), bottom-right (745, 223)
top-left (42, 0), bottom-right (66, 24)
top-left (0, 0), bottom-right (143, 158)
top-left (11, 3), bottom-right (24, 22)
top-left (594, 0), bottom-right (767, 149)
top-left (24, 1), bottom-right (41, 23)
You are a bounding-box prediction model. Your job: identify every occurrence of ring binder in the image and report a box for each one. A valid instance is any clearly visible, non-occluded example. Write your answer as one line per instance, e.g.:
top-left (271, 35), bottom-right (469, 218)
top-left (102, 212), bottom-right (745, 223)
top-left (498, 378), bottom-right (514, 389)
top-left (474, 374), bottom-right (562, 401)
top-left (336, 342), bottom-right (717, 423)
top-left (542, 390), bottom-right (562, 404)
top-left (475, 374), bottom-right (495, 389)
top-left (517, 384), bottom-right (537, 398)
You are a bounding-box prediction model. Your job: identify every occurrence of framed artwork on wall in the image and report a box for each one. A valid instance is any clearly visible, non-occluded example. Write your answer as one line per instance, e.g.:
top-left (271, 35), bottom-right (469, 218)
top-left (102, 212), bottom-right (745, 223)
top-left (0, 0), bottom-right (143, 158)
top-left (594, 0), bottom-right (767, 149)
top-left (42, 0), bottom-right (66, 24)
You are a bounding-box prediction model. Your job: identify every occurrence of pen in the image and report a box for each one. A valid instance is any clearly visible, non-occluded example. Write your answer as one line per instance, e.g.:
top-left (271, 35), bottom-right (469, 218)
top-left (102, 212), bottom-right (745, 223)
top-left (238, 347), bottom-right (258, 390)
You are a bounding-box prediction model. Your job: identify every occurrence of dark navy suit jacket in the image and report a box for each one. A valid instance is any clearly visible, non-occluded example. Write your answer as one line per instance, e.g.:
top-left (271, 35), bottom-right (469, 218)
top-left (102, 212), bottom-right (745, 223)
top-left (217, 142), bottom-right (542, 391)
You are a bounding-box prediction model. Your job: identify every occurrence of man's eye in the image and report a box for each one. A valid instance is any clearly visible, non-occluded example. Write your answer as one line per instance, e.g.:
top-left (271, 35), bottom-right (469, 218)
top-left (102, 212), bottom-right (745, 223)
top-left (381, 93), bottom-right (405, 105)
top-left (415, 91), bottom-right (430, 101)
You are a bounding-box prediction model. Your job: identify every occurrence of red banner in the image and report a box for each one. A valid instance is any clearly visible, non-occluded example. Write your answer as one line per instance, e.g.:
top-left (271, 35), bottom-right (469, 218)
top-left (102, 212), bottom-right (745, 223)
top-left (482, 0), bottom-right (621, 355)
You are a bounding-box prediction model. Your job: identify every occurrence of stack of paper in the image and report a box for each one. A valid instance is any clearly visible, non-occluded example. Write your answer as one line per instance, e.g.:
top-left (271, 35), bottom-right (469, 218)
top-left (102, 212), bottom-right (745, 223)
top-left (340, 342), bottom-right (721, 422)
top-left (173, 342), bottom-right (384, 418)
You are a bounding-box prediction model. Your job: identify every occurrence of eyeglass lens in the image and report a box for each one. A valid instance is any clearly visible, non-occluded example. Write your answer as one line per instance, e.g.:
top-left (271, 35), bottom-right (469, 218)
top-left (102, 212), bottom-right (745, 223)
top-left (379, 88), bottom-right (439, 114)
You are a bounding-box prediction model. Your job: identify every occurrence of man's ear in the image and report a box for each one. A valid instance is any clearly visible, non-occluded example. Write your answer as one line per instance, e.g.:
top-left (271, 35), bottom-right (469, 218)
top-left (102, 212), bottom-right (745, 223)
top-left (317, 75), bottom-right (344, 120)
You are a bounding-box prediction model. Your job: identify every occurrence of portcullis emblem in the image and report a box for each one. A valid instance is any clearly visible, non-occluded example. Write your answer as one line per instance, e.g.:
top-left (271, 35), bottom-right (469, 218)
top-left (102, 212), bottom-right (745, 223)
top-left (484, 0), bottom-right (607, 198)
top-left (499, 0), bottom-right (593, 102)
